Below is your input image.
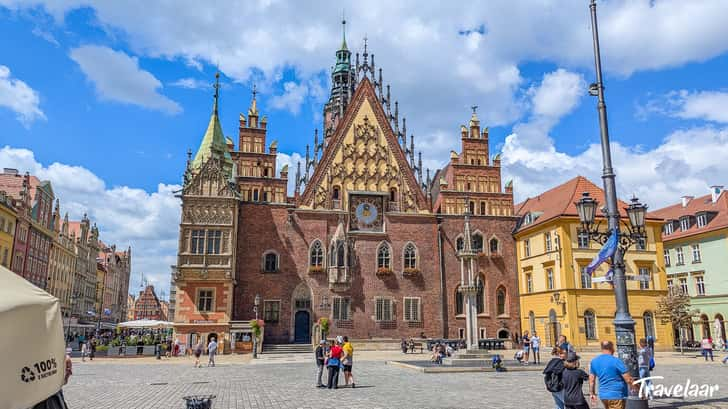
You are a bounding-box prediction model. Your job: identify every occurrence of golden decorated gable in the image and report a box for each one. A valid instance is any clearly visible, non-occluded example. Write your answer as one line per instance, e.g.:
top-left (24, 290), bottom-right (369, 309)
top-left (299, 81), bottom-right (427, 213)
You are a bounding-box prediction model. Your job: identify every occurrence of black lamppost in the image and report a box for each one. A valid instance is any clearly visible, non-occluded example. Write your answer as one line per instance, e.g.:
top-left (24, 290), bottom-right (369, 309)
top-left (64, 292), bottom-right (80, 345)
top-left (585, 1), bottom-right (649, 407)
top-left (252, 294), bottom-right (261, 359)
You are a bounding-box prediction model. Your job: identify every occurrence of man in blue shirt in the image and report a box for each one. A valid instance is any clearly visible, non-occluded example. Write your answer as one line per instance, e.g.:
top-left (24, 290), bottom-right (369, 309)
top-left (588, 341), bottom-right (635, 409)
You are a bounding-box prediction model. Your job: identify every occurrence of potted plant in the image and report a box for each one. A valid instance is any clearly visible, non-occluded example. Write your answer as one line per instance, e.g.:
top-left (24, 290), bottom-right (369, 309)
top-left (250, 319), bottom-right (264, 358)
top-left (318, 317), bottom-right (330, 340)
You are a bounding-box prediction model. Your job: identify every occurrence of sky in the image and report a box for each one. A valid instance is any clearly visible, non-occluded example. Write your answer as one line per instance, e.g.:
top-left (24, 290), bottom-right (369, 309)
top-left (1, 1), bottom-right (728, 298)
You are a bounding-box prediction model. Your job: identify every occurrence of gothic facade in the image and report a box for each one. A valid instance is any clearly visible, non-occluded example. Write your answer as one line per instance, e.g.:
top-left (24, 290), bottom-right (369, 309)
top-left (174, 26), bottom-right (520, 349)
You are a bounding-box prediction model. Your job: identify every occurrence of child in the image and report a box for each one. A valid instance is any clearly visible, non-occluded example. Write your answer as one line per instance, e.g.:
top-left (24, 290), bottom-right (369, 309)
top-left (561, 352), bottom-right (589, 409)
top-left (492, 354), bottom-right (506, 372)
top-left (514, 349), bottom-right (525, 364)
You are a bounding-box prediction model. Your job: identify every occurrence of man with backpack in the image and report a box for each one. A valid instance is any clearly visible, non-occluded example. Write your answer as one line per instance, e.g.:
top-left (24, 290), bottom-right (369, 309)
top-left (543, 346), bottom-right (567, 409)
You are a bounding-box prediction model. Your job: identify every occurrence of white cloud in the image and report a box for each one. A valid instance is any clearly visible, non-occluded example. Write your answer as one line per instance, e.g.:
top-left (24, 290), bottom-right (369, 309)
top-left (69, 45), bottom-right (181, 114)
top-left (169, 77), bottom-right (211, 90)
top-left (275, 151), bottom-right (304, 196)
top-left (672, 90), bottom-right (728, 123)
top-left (0, 65), bottom-right (46, 125)
top-left (31, 27), bottom-right (60, 46)
top-left (501, 69), bottom-right (728, 209)
top-left (0, 145), bottom-right (181, 295)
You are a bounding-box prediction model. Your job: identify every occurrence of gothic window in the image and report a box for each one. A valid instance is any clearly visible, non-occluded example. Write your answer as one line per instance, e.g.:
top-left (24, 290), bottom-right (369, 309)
top-left (456, 236), bottom-right (464, 251)
top-left (489, 237), bottom-right (499, 254)
top-left (472, 233), bottom-right (483, 253)
top-left (377, 242), bottom-right (391, 269)
top-left (263, 300), bottom-right (280, 323)
top-left (403, 242), bottom-right (417, 270)
top-left (455, 287), bottom-right (464, 315)
top-left (330, 241), bottom-right (346, 267)
top-left (332, 297), bottom-right (350, 320)
top-left (476, 275), bottom-right (485, 314)
top-left (309, 240), bottom-right (324, 267)
top-left (332, 186), bottom-right (340, 200)
top-left (480, 201), bottom-right (486, 215)
top-left (206, 230), bottom-right (221, 254)
top-left (496, 286), bottom-right (507, 316)
top-left (191, 230), bottom-right (205, 254)
top-left (263, 251), bottom-right (278, 273)
top-left (389, 188), bottom-right (397, 202)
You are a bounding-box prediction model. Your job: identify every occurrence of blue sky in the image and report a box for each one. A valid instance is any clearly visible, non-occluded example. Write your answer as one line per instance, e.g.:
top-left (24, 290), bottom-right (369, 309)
top-left (2, 1), bottom-right (728, 296)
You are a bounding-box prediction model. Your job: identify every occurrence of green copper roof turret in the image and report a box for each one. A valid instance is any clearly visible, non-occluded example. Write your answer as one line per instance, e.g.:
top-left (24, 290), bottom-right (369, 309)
top-left (191, 72), bottom-right (233, 175)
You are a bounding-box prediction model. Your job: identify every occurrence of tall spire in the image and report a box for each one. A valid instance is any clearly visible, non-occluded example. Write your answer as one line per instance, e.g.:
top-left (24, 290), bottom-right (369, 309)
top-left (213, 71), bottom-right (220, 116)
top-left (341, 11), bottom-right (347, 50)
top-left (248, 84), bottom-right (259, 117)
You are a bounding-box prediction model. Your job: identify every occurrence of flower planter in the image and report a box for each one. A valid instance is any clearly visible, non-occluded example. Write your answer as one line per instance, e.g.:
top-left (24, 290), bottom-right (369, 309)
top-left (402, 268), bottom-right (420, 277)
top-left (376, 268), bottom-right (394, 278)
top-left (308, 266), bottom-right (325, 274)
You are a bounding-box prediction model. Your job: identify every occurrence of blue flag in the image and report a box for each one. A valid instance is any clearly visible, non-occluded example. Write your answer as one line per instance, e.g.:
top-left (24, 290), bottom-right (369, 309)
top-left (586, 229), bottom-right (618, 275)
top-left (103, 308), bottom-right (111, 316)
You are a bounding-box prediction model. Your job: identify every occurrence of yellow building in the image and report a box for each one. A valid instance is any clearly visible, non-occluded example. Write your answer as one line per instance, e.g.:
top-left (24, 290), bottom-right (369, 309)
top-left (48, 201), bottom-right (77, 316)
top-left (0, 191), bottom-right (16, 269)
top-left (514, 176), bottom-right (672, 350)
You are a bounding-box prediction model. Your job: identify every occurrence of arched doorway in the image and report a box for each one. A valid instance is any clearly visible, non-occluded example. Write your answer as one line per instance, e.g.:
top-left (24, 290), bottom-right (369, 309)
top-left (547, 309), bottom-right (560, 347)
top-left (497, 329), bottom-right (510, 339)
top-left (291, 282), bottom-right (313, 343)
top-left (701, 314), bottom-right (711, 339)
top-left (294, 311), bottom-right (311, 343)
top-left (715, 314), bottom-right (726, 342)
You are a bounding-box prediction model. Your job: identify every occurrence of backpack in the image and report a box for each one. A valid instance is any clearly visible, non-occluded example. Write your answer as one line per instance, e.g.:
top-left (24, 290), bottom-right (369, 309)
top-left (544, 360), bottom-right (564, 392)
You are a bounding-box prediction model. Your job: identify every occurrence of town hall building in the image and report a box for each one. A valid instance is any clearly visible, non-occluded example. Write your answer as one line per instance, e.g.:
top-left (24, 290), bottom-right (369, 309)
top-left (173, 23), bottom-right (520, 351)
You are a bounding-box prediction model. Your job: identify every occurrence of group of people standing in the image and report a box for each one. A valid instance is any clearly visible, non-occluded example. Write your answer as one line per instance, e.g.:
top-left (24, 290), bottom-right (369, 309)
top-left (315, 336), bottom-right (355, 389)
top-left (517, 330), bottom-right (542, 365)
top-left (192, 337), bottom-right (218, 368)
top-left (542, 337), bottom-right (655, 409)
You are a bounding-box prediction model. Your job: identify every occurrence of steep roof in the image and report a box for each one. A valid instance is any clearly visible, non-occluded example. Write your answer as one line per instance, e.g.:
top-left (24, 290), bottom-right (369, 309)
top-left (514, 176), bottom-right (635, 233)
top-left (190, 75), bottom-right (233, 173)
top-left (649, 190), bottom-right (728, 241)
top-left (0, 172), bottom-right (42, 203)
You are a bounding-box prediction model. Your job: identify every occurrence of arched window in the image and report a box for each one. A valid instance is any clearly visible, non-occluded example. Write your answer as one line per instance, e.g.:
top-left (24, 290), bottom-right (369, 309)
top-left (472, 233), bottom-right (483, 253)
top-left (469, 201), bottom-right (475, 214)
top-left (476, 275), bottom-right (485, 314)
top-left (489, 237), bottom-right (499, 254)
top-left (309, 240), bottom-right (323, 267)
top-left (496, 286), bottom-right (507, 316)
top-left (377, 242), bottom-right (391, 269)
top-left (455, 287), bottom-right (464, 315)
top-left (497, 329), bottom-right (510, 339)
top-left (403, 243), bottom-right (417, 270)
top-left (529, 311), bottom-right (536, 334)
top-left (701, 314), bottom-right (711, 339)
top-left (643, 311), bottom-right (655, 339)
top-left (336, 241), bottom-right (345, 267)
top-left (456, 236), bottom-right (464, 251)
top-left (584, 310), bottom-right (597, 340)
top-left (389, 188), bottom-right (397, 202)
top-left (263, 251), bottom-right (278, 273)
top-left (332, 186), bottom-right (340, 200)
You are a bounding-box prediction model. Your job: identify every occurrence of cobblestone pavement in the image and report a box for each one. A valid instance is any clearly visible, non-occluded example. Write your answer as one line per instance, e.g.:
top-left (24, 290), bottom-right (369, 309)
top-left (63, 357), bottom-right (728, 409)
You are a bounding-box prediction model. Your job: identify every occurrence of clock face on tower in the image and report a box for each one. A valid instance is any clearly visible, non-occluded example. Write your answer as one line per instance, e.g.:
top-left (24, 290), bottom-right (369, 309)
top-left (349, 194), bottom-right (384, 232)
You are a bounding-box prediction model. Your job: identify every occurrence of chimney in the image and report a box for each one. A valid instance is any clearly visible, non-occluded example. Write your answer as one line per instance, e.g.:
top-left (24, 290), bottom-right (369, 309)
top-left (3, 168), bottom-right (18, 175)
top-left (711, 186), bottom-right (724, 203)
top-left (681, 196), bottom-right (694, 207)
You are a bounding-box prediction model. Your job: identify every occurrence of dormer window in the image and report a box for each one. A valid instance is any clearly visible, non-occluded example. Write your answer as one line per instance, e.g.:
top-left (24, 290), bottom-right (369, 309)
top-left (679, 216), bottom-right (690, 231)
top-left (524, 214), bottom-right (532, 225)
top-left (663, 222), bottom-right (674, 235)
top-left (696, 213), bottom-right (707, 228)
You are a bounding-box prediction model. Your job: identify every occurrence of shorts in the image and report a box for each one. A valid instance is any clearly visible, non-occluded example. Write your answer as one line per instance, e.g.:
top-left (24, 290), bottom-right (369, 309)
top-left (601, 399), bottom-right (626, 409)
top-left (343, 364), bottom-right (352, 372)
top-left (194, 352), bottom-right (201, 358)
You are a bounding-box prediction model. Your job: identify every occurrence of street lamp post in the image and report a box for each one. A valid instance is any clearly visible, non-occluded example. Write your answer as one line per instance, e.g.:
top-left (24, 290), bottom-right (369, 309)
top-left (252, 294), bottom-right (261, 359)
top-left (586, 1), bottom-right (649, 407)
top-left (65, 293), bottom-right (80, 345)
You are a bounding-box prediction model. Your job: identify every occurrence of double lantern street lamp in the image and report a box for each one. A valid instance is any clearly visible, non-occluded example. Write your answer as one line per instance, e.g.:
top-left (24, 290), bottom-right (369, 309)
top-left (585, 1), bottom-right (650, 408)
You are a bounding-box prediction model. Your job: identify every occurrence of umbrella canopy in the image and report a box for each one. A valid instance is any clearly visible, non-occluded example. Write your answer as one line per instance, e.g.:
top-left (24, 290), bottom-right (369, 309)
top-left (0, 266), bottom-right (65, 409)
top-left (117, 319), bottom-right (174, 329)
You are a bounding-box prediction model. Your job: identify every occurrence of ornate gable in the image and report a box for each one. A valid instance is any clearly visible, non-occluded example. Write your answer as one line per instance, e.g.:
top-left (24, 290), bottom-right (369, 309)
top-left (183, 157), bottom-right (237, 198)
top-left (299, 78), bottom-right (428, 213)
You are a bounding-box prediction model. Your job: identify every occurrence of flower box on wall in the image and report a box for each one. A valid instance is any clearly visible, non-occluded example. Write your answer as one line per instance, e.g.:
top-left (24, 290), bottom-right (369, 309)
top-left (402, 268), bottom-right (420, 277)
top-left (376, 267), bottom-right (394, 277)
top-left (308, 266), bottom-right (325, 274)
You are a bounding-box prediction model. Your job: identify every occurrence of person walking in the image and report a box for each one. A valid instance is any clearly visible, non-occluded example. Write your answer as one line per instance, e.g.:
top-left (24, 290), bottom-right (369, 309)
top-left (89, 338), bottom-right (96, 361)
top-left (701, 336), bottom-right (714, 362)
top-left (637, 338), bottom-right (653, 399)
top-left (521, 331), bottom-right (531, 364)
top-left (80, 341), bottom-right (87, 362)
top-left (193, 341), bottom-right (203, 368)
top-left (315, 339), bottom-right (326, 387)
top-left (543, 347), bottom-right (566, 409)
top-left (342, 336), bottom-right (356, 388)
top-left (588, 341), bottom-right (635, 409)
top-left (562, 352), bottom-right (589, 409)
top-left (207, 337), bottom-right (218, 367)
top-left (326, 338), bottom-right (343, 389)
top-left (558, 335), bottom-right (574, 354)
top-left (531, 332), bottom-right (541, 364)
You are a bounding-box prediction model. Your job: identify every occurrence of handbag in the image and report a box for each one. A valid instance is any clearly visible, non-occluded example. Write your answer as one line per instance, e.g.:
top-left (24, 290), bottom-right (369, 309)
top-left (327, 357), bottom-right (340, 367)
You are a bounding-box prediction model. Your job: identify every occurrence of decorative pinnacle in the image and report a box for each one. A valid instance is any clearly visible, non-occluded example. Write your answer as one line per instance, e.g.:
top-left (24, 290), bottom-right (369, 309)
top-left (213, 71), bottom-right (221, 115)
top-left (341, 11), bottom-right (347, 49)
top-left (471, 105), bottom-right (478, 114)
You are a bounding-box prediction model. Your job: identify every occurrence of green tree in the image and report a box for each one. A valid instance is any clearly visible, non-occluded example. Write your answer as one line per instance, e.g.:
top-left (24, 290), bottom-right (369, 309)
top-left (656, 288), bottom-right (699, 354)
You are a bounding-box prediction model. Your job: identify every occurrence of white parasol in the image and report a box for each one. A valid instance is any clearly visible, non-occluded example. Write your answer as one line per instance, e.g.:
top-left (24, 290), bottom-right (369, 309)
top-left (116, 319), bottom-right (174, 329)
top-left (0, 266), bottom-right (65, 409)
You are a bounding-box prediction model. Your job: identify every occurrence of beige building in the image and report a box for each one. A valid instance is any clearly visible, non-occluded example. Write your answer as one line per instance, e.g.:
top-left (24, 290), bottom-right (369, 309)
top-left (47, 200), bottom-right (77, 316)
